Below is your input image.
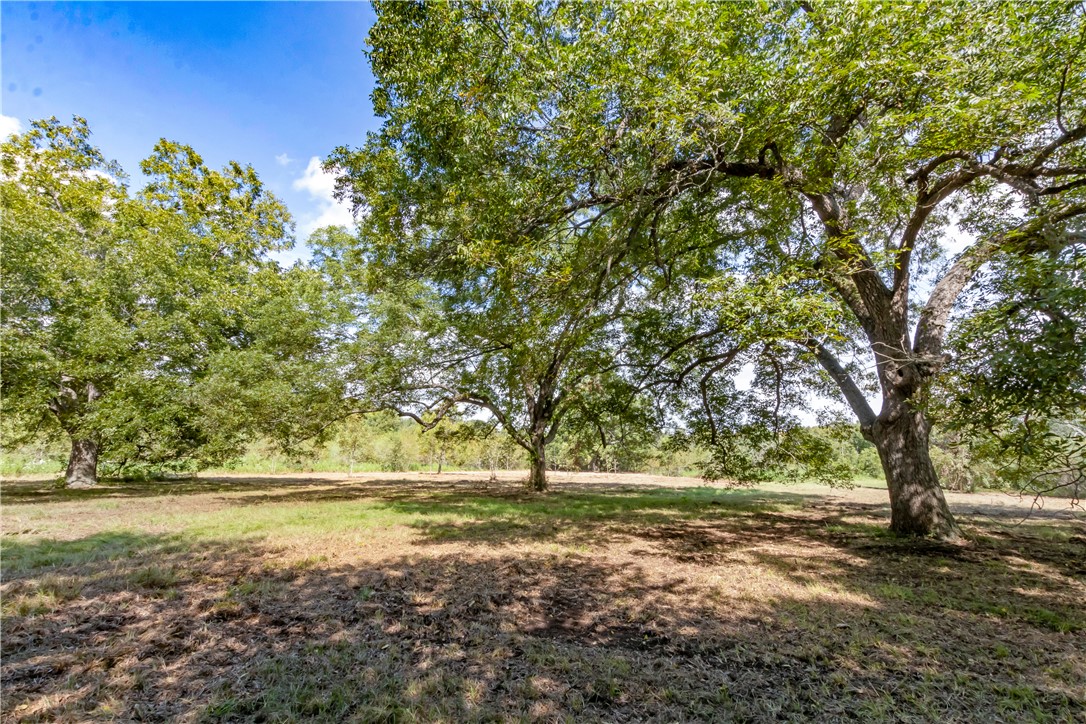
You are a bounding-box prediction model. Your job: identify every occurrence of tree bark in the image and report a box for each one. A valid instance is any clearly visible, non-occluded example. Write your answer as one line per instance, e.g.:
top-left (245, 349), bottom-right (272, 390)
top-left (814, 341), bottom-right (962, 539)
top-left (65, 438), bottom-right (100, 488)
top-left (527, 437), bottom-right (548, 492)
top-left (870, 402), bottom-right (961, 540)
top-left (50, 378), bottom-right (103, 488)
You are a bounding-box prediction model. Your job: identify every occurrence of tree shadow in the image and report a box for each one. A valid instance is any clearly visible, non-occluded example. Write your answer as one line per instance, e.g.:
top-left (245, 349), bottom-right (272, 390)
top-left (185, 476), bottom-right (813, 540)
top-left (0, 468), bottom-right (824, 500)
top-left (0, 475), bottom-right (354, 505)
top-left (0, 472), bottom-right (718, 506)
top-left (2, 512), bottom-right (1083, 722)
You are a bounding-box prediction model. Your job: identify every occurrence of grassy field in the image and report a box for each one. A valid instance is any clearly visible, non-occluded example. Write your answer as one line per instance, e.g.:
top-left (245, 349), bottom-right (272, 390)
top-left (1, 471), bottom-right (1083, 722)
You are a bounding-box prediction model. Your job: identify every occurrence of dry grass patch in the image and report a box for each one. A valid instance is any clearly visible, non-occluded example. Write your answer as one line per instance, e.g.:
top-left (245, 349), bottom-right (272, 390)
top-left (1, 473), bottom-right (1083, 721)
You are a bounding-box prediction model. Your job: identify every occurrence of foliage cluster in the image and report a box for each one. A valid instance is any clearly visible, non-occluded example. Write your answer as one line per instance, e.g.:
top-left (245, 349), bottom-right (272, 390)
top-left (322, 0), bottom-right (1086, 537)
top-left (1, 118), bottom-right (348, 483)
top-left (4, 0), bottom-right (1085, 540)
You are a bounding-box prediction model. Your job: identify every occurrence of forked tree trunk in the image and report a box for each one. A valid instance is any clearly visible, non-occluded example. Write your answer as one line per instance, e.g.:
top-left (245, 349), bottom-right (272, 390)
top-left (527, 438), bottom-right (548, 492)
top-left (871, 403), bottom-right (961, 540)
top-left (816, 340), bottom-right (963, 539)
top-left (65, 438), bottom-right (100, 488)
top-left (50, 379), bottom-right (103, 489)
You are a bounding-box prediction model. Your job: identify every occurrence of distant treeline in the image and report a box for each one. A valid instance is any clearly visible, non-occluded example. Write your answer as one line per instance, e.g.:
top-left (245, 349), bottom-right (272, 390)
top-left (9, 413), bottom-right (1015, 492)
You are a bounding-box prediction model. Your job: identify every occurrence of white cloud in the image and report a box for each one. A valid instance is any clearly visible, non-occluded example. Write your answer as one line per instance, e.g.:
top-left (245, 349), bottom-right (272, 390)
top-left (292, 156), bottom-right (355, 239)
top-left (0, 115), bottom-right (23, 139)
top-left (275, 152), bottom-right (293, 166)
top-left (293, 156), bottom-right (336, 197)
top-left (268, 245), bottom-right (312, 269)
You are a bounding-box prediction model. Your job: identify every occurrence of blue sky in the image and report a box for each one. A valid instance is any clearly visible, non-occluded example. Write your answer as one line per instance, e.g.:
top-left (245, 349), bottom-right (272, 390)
top-left (1, 1), bottom-right (378, 262)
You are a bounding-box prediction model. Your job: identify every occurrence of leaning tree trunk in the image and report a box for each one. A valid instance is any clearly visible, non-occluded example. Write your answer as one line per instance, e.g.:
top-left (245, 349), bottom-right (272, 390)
top-left (870, 400), bottom-right (961, 540)
top-left (65, 438), bottom-right (100, 488)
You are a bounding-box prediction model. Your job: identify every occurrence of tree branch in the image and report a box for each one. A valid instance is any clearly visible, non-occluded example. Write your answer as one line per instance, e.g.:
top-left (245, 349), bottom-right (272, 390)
top-left (804, 341), bottom-right (876, 430)
top-left (914, 201), bottom-right (1086, 358)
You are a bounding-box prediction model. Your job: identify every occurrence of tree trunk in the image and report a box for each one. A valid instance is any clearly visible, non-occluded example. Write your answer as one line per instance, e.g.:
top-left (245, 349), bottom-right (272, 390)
top-left (527, 439), bottom-right (548, 492)
top-left (65, 438), bottom-right (99, 488)
top-left (871, 404), bottom-right (961, 540)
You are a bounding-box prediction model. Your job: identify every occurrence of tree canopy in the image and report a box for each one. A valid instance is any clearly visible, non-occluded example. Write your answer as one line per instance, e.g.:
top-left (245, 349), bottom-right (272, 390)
top-left (1, 117), bottom-right (345, 485)
top-left (329, 0), bottom-right (1086, 537)
top-left (312, 174), bottom-right (645, 490)
top-left (3, 3), bottom-right (1083, 540)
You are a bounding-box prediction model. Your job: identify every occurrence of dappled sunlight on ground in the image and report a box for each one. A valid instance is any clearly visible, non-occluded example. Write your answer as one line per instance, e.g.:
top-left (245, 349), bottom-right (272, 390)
top-left (2, 473), bottom-right (1084, 721)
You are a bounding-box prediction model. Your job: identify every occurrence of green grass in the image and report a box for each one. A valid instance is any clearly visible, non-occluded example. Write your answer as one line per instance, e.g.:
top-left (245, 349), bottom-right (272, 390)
top-left (127, 565), bottom-right (182, 590)
top-left (2, 484), bottom-right (804, 572)
top-left (1, 531), bottom-right (187, 571)
top-left (2, 474), bottom-right (1083, 723)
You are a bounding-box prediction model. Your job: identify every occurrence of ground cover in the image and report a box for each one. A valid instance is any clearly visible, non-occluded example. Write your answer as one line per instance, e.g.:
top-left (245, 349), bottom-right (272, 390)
top-left (1, 472), bottom-right (1083, 722)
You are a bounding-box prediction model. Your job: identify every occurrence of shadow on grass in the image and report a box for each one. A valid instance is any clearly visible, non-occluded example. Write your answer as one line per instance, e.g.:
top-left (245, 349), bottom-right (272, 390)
top-left (0, 475), bottom-right (354, 505)
top-left (0, 531), bottom-right (193, 572)
top-left (0, 472), bottom-right (822, 548)
top-left (336, 484), bottom-right (815, 548)
top-left (2, 508), bottom-right (1084, 722)
top-left (1, 473), bottom-right (695, 506)
top-left (402, 495), bottom-right (821, 551)
top-left (0, 473), bottom-right (726, 507)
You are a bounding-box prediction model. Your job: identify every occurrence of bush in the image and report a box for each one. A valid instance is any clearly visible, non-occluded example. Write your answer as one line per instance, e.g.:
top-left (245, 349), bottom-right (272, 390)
top-left (855, 447), bottom-right (883, 479)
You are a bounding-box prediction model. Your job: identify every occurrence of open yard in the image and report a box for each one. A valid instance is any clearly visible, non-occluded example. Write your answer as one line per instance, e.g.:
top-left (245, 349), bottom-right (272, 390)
top-left (1, 472), bottom-right (1084, 722)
